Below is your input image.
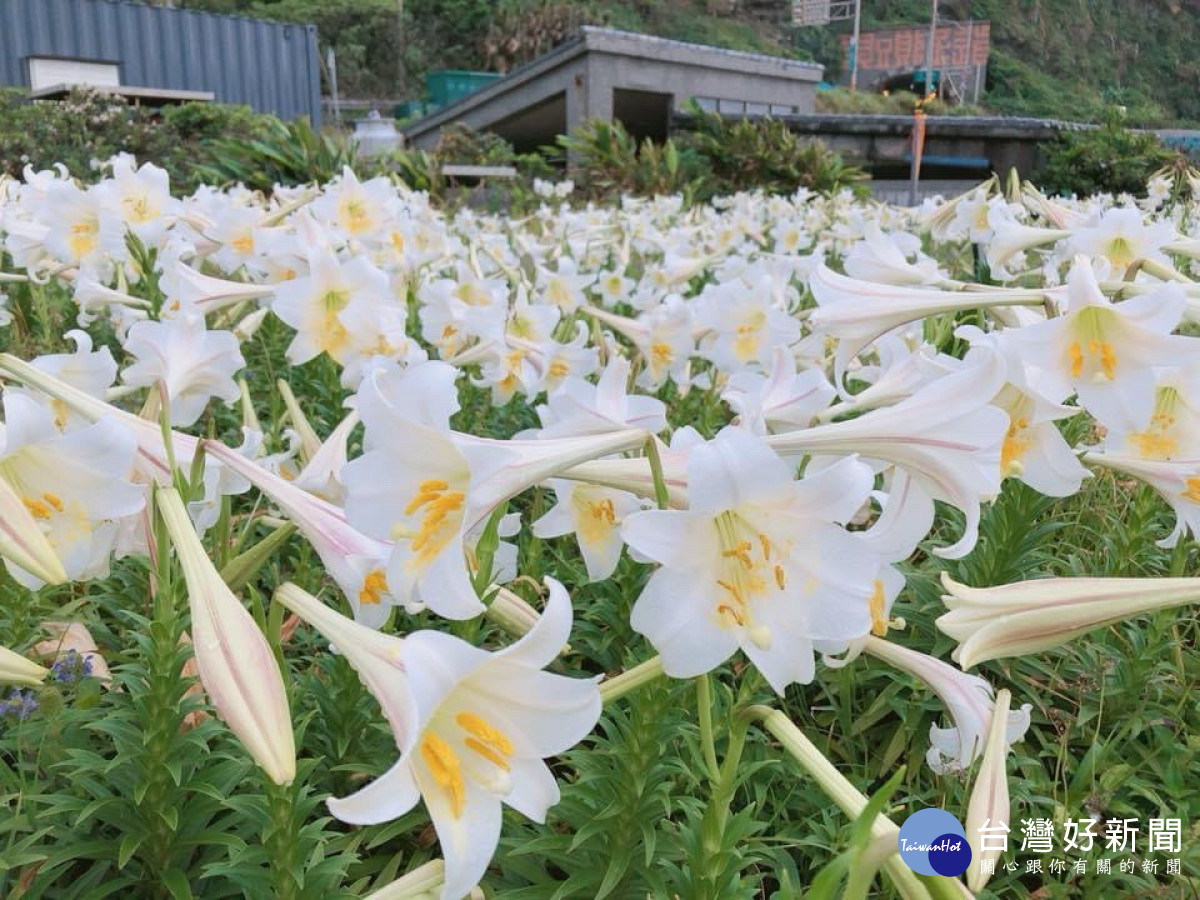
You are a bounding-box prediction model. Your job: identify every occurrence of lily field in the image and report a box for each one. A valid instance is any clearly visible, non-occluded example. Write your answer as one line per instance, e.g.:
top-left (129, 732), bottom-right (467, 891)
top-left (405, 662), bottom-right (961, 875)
top-left (1, 160), bottom-right (1200, 900)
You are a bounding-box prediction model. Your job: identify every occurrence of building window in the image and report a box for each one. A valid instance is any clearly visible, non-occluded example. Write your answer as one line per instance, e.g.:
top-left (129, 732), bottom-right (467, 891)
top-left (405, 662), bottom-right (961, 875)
top-left (717, 98), bottom-right (745, 114)
top-left (692, 96), bottom-right (718, 112)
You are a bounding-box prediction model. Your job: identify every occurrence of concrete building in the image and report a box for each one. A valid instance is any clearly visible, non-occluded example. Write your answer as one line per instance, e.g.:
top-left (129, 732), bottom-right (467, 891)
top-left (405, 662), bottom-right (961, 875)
top-left (0, 0), bottom-right (322, 124)
top-left (403, 27), bottom-right (824, 151)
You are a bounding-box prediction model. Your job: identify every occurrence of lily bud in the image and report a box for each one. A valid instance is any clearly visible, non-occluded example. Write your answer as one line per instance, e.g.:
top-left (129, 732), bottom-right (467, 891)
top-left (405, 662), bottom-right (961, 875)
top-left (965, 689), bottom-right (1014, 893)
top-left (0, 645), bottom-right (49, 686)
top-left (939, 571), bottom-right (1200, 669)
top-left (157, 488), bottom-right (295, 784)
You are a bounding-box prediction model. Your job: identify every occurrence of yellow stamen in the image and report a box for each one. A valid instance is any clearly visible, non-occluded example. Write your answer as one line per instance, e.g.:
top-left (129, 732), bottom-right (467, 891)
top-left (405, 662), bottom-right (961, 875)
top-left (1099, 342), bottom-right (1117, 380)
top-left (721, 540), bottom-right (754, 569)
top-left (420, 732), bottom-right (465, 818)
top-left (465, 737), bottom-right (512, 770)
top-left (455, 712), bottom-right (514, 755)
top-left (716, 579), bottom-right (744, 606)
top-left (43, 493), bottom-right (64, 513)
top-left (773, 564), bottom-right (786, 590)
top-left (1184, 477), bottom-right (1200, 503)
top-left (869, 579), bottom-right (888, 637)
top-left (649, 342), bottom-right (673, 368)
top-left (358, 568), bottom-right (389, 606)
top-left (716, 603), bottom-right (745, 626)
top-left (1001, 415), bottom-right (1030, 476)
top-left (1068, 340), bottom-right (1083, 378)
top-left (23, 499), bottom-right (51, 520)
top-left (401, 480), bottom-right (466, 569)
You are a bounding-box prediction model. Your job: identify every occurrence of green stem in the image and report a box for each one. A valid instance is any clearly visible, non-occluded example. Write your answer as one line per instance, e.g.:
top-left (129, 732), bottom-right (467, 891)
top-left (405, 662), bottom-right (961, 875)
top-left (696, 674), bottom-right (720, 783)
top-left (265, 779), bottom-right (300, 900)
top-left (747, 706), bottom-right (939, 900)
top-left (644, 438), bottom-right (671, 510)
top-left (599, 656), bottom-right (664, 705)
top-left (695, 706), bottom-right (751, 898)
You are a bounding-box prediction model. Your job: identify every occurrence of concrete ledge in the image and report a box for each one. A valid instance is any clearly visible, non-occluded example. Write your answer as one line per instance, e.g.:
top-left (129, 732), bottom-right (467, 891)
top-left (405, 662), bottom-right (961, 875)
top-left (440, 164), bottom-right (517, 179)
top-left (29, 83), bottom-right (215, 104)
top-left (674, 112), bottom-right (1091, 141)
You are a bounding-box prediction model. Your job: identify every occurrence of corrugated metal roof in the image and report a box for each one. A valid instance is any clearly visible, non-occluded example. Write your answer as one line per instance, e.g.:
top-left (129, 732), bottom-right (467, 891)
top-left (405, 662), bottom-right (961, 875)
top-left (0, 0), bottom-right (322, 124)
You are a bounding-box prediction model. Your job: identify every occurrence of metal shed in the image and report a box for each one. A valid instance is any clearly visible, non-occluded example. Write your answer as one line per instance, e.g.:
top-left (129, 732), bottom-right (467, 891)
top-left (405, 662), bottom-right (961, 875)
top-left (0, 0), bottom-right (321, 124)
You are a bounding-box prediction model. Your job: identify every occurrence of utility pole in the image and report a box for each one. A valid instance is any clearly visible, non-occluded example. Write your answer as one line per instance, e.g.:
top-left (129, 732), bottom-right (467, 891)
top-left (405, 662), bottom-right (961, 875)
top-left (924, 0), bottom-right (938, 99)
top-left (849, 0), bottom-right (862, 91)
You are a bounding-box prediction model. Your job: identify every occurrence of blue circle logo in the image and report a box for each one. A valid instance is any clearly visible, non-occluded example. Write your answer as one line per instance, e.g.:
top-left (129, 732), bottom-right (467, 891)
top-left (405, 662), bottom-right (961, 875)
top-left (897, 808), bottom-right (972, 877)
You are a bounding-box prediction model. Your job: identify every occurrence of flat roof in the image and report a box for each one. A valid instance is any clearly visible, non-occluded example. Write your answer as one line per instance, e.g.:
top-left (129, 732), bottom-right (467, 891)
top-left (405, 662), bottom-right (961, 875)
top-left (405, 26), bottom-right (821, 140)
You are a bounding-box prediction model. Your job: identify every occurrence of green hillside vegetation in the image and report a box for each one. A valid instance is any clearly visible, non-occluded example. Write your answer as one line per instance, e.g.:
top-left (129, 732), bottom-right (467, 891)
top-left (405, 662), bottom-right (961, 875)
top-left (169, 0), bottom-right (1200, 126)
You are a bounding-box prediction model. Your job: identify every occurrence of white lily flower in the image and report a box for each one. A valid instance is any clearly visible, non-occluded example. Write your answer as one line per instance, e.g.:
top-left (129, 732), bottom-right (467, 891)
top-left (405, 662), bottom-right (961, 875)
top-left (721, 345), bottom-right (835, 435)
top-left (159, 262), bottom-right (274, 316)
top-left (537, 257), bottom-right (595, 312)
top-left (93, 157), bottom-right (178, 245)
top-left (958, 325), bottom-right (1089, 496)
top-left (345, 361), bottom-right (649, 620)
top-left (1069, 206), bottom-right (1176, 273)
top-left (1100, 366), bottom-right (1200, 461)
top-left (693, 278), bottom-right (800, 373)
top-left (272, 248), bottom-right (393, 366)
top-left (939, 571), bottom-right (1200, 668)
top-left (289, 409), bottom-right (360, 504)
top-left (768, 347), bottom-right (1008, 559)
top-left (983, 221), bottom-right (1069, 274)
top-left (534, 356), bottom-right (666, 439)
top-left (1082, 451), bottom-right (1200, 548)
top-left (622, 427), bottom-right (885, 692)
top-left (843, 222), bottom-right (943, 285)
top-left (1005, 257), bottom-right (1193, 430)
top-left (324, 578), bottom-right (601, 900)
top-left (121, 316), bottom-right (245, 426)
top-left (0, 391), bottom-right (142, 588)
top-left (863, 636), bottom-right (1031, 774)
top-left (807, 263), bottom-right (1049, 384)
top-left (0, 474), bottom-right (67, 585)
top-left (0, 354), bottom-right (245, 536)
top-left (532, 479), bottom-right (645, 582)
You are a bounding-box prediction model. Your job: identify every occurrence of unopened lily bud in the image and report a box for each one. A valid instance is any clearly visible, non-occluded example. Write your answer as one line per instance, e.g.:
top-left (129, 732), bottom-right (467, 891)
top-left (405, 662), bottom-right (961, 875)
top-left (0, 645), bottom-right (49, 686)
top-left (158, 488), bottom-right (295, 785)
top-left (965, 689), bottom-right (1014, 892)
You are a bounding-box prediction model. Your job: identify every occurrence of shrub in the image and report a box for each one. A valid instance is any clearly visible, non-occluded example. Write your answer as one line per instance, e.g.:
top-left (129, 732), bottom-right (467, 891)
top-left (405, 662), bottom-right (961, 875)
top-left (556, 120), bottom-right (708, 202)
top-left (680, 104), bottom-right (870, 198)
top-left (197, 117), bottom-right (362, 192)
top-left (1037, 108), bottom-right (1181, 197)
top-left (0, 88), bottom-right (269, 192)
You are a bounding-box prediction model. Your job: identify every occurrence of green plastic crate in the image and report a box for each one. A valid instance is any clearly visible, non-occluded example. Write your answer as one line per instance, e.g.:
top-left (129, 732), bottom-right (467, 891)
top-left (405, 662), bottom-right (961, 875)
top-left (425, 70), bottom-right (502, 108)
